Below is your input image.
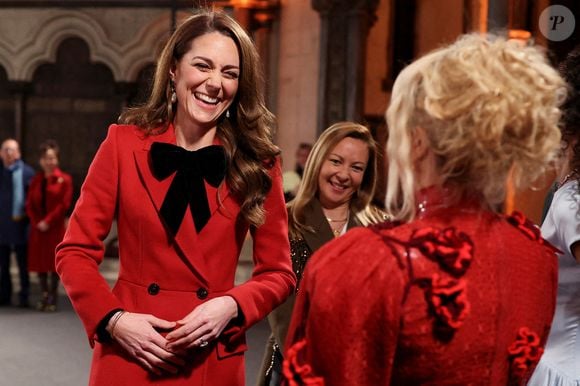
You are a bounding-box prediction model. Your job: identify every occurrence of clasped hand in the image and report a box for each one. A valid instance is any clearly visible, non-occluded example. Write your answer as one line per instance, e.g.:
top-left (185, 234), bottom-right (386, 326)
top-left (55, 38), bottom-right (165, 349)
top-left (109, 296), bottom-right (238, 375)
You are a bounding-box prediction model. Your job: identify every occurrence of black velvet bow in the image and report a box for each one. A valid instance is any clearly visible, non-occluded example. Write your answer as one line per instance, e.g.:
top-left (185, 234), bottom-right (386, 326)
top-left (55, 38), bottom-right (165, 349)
top-left (150, 142), bottom-right (226, 235)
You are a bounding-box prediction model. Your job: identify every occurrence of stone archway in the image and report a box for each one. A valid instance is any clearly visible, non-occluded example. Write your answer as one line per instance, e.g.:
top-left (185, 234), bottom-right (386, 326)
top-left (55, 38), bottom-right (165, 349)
top-left (0, 67), bottom-right (14, 141)
top-left (25, 37), bottom-right (122, 202)
top-left (0, 10), bottom-right (168, 84)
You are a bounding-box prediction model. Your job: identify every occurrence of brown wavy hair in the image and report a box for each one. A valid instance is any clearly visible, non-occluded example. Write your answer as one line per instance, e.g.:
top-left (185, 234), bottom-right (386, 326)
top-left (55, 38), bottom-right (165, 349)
top-left (119, 10), bottom-right (279, 227)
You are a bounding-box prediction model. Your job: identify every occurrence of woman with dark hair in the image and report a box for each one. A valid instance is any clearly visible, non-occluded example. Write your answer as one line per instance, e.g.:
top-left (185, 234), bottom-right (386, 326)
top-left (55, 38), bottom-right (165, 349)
top-left (284, 34), bottom-right (564, 385)
top-left (528, 46), bottom-right (580, 386)
top-left (55, 10), bottom-right (295, 386)
top-left (26, 140), bottom-right (72, 312)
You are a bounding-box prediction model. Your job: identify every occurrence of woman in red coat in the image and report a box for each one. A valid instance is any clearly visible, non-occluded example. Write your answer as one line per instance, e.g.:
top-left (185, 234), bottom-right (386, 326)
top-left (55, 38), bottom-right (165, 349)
top-left (55, 10), bottom-right (295, 386)
top-left (26, 140), bottom-right (72, 312)
top-left (283, 34), bottom-right (565, 385)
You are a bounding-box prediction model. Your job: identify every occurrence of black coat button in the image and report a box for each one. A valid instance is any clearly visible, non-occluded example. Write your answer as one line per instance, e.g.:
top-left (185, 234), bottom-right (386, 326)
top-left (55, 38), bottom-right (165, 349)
top-left (196, 287), bottom-right (208, 300)
top-left (148, 283), bottom-right (160, 295)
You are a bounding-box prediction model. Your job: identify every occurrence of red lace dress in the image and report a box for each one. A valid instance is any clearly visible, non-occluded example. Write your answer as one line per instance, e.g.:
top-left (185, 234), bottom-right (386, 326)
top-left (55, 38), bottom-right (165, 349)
top-left (283, 187), bottom-right (559, 386)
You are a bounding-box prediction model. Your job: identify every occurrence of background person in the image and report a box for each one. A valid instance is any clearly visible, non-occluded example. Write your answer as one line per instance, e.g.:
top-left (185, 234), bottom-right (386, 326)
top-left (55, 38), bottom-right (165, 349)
top-left (528, 45), bottom-right (580, 386)
top-left (0, 138), bottom-right (34, 307)
top-left (258, 121), bottom-right (388, 386)
top-left (282, 142), bottom-right (312, 202)
top-left (284, 34), bottom-right (564, 386)
top-left (56, 10), bottom-right (295, 386)
top-left (26, 140), bottom-right (73, 312)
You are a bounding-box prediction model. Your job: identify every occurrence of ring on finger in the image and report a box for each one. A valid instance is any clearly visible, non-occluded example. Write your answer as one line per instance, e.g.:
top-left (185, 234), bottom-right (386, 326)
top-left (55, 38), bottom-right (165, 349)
top-left (199, 339), bottom-right (209, 348)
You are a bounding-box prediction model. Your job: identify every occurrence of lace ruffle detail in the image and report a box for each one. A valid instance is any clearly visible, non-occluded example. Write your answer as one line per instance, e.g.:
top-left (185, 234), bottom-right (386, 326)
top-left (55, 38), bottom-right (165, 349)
top-left (506, 211), bottom-right (561, 254)
top-left (419, 274), bottom-right (470, 330)
top-left (372, 225), bottom-right (474, 339)
top-left (283, 339), bottom-right (325, 386)
top-left (410, 227), bottom-right (474, 276)
top-left (508, 327), bottom-right (544, 383)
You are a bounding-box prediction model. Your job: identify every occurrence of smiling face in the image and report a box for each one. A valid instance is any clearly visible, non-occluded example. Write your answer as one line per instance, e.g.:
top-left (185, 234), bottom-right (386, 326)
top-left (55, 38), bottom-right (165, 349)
top-left (171, 31), bottom-right (240, 131)
top-left (317, 137), bottom-right (369, 209)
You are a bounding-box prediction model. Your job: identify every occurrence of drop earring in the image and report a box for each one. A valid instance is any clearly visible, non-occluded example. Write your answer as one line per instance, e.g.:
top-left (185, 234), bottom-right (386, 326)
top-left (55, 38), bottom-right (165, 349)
top-left (170, 82), bottom-right (177, 104)
top-left (226, 110), bottom-right (230, 119)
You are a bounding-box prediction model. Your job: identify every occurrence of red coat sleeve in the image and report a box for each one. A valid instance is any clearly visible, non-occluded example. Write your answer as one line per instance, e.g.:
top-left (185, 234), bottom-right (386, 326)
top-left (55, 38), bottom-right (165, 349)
top-left (55, 125), bottom-right (123, 346)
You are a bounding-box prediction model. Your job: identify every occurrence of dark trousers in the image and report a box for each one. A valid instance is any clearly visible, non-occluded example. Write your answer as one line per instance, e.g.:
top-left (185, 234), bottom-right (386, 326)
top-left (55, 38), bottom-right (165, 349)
top-left (0, 244), bottom-right (29, 304)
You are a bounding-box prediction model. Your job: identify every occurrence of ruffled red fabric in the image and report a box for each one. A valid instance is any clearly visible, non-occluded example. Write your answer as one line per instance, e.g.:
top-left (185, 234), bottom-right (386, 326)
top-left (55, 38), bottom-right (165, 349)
top-left (411, 227), bottom-right (474, 276)
top-left (508, 327), bottom-right (544, 381)
top-left (410, 227), bottom-right (473, 332)
top-left (283, 339), bottom-right (325, 386)
top-left (424, 274), bottom-right (470, 329)
top-left (506, 211), bottom-right (561, 254)
top-left (374, 225), bottom-right (475, 336)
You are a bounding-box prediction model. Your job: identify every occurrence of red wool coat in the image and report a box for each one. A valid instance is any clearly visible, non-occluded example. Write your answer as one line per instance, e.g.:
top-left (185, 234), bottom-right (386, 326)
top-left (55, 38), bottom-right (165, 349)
top-left (56, 124), bottom-right (295, 386)
top-left (284, 188), bottom-right (558, 386)
top-left (26, 168), bottom-right (73, 272)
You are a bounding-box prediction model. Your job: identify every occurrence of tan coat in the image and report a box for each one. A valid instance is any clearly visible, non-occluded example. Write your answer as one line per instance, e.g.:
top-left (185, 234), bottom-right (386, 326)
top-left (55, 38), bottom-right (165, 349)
top-left (256, 198), bottom-right (361, 386)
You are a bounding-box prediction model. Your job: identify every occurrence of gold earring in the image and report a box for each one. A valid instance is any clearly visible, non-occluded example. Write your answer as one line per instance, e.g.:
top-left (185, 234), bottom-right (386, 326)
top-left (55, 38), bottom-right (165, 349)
top-left (170, 82), bottom-right (177, 104)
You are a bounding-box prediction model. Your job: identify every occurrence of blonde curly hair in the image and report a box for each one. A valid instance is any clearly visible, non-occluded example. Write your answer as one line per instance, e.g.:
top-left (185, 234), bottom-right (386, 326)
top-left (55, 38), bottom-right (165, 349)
top-left (386, 34), bottom-right (566, 221)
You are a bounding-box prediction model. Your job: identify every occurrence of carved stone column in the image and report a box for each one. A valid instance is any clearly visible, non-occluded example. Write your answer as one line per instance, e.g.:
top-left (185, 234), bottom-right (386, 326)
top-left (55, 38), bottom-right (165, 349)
top-left (312, 0), bottom-right (380, 133)
top-left (6, 81), bottom-right (31, 151)
top-left (463, 0), bottom-right (489, 33)
top-left (230, 1), bottom-right (280, 112)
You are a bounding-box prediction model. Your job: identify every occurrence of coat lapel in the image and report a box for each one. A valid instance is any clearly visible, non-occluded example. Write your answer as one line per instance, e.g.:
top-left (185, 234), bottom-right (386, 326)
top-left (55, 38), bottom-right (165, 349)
top-left (133, 131), bottom-right (173, 222)
top-left (347, 211), bottom-right (362, 230)
top-left (302, 199), bottom-right (334, 253)
top-left (133, 127), bottom-right (211, 285)
top-left (301, 200), bottom-right (363, 253)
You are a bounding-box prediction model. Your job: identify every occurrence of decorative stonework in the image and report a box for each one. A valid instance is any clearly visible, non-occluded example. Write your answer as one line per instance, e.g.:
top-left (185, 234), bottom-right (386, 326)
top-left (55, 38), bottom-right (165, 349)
top-left (0, 9), bottom-right (172, 82)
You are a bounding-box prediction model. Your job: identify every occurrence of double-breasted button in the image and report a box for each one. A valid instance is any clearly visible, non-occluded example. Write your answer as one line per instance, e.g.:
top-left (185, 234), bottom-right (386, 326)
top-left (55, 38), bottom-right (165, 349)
top-left (148, 283), bottom-right (160, 296)
top-left (196, 287), bottom-right (208, 300)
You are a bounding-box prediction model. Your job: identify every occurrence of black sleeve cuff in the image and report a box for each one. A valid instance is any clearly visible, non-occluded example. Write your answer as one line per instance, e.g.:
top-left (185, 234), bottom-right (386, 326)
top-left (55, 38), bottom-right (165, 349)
top-left (96, 308), bottom-right (124, 343)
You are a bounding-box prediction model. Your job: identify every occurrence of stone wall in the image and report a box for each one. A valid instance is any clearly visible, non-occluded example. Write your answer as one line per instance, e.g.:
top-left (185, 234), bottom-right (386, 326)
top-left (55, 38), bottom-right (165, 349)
top-left (274, 0), bottom-right (320, 172)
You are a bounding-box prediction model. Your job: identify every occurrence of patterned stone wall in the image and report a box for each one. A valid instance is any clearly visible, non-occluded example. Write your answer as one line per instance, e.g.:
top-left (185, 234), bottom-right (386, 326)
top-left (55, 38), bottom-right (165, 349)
top-left (0, 7), bottom-right (176, 201)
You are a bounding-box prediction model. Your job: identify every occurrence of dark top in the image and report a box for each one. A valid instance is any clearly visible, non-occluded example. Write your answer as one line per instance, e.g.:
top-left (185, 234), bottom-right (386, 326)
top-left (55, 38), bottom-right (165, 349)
top-left (0, 160), bottom-right (35, 245)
